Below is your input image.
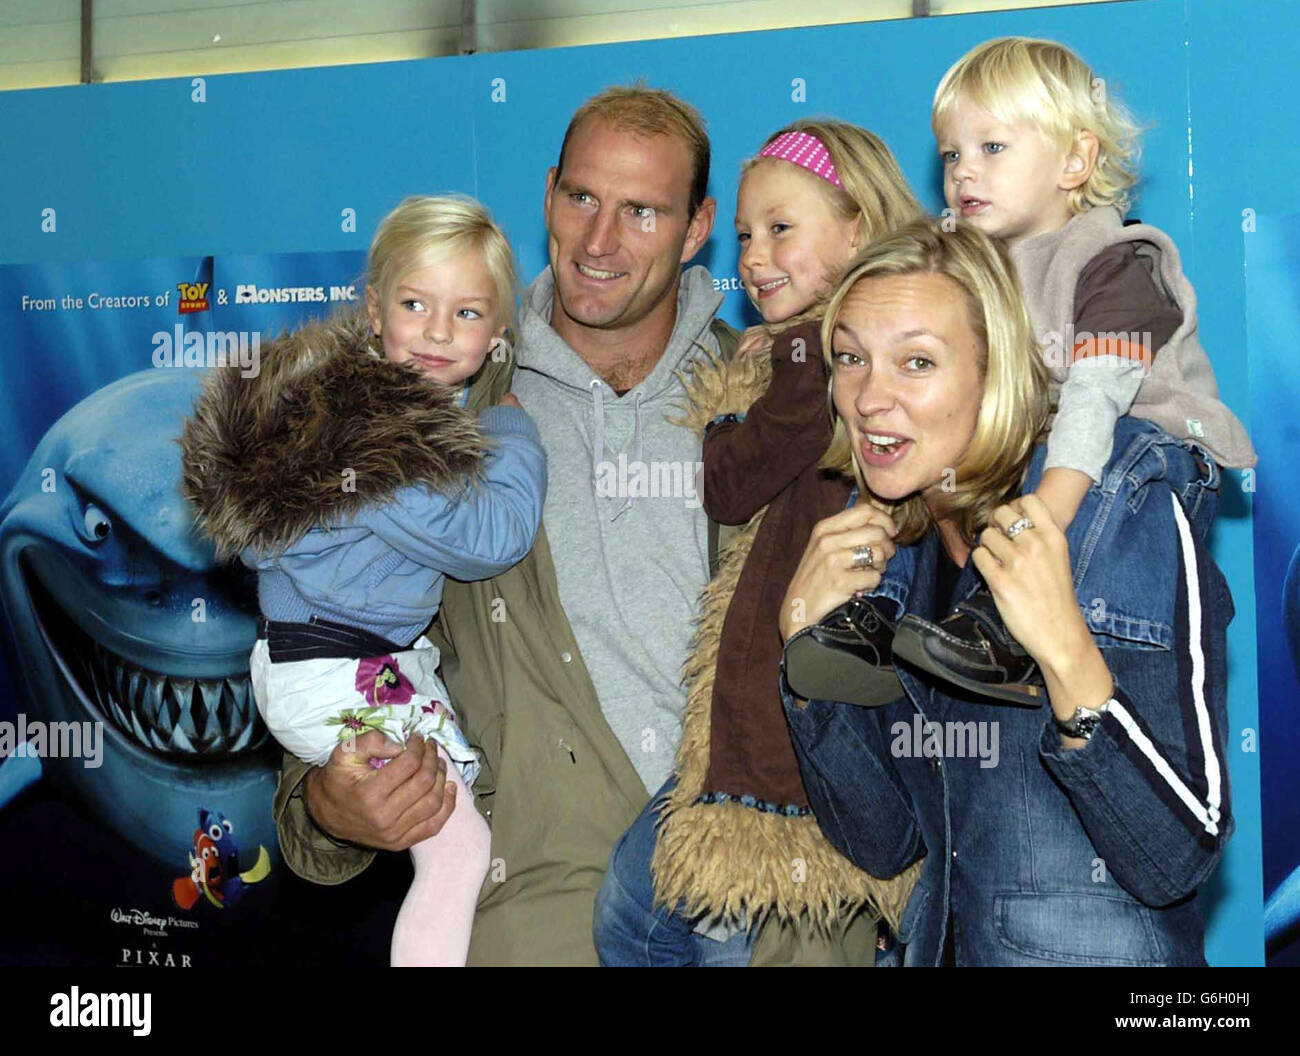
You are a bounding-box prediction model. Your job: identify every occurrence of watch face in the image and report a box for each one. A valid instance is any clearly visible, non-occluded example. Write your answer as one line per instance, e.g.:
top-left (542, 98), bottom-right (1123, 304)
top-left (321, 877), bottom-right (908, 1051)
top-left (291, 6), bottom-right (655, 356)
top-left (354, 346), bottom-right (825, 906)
top-left (1075, 711), bottom-right (1102, 738)
top-left (1058, 708), bottom-right (1103, 739)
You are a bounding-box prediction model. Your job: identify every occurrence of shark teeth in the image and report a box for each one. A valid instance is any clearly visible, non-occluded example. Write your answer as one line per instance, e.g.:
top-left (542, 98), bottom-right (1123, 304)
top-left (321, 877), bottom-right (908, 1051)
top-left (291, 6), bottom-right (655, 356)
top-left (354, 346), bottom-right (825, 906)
top-left (22, 556), bottom-right (266, 760)
top-left (81, 640), bottom-right (267, 758)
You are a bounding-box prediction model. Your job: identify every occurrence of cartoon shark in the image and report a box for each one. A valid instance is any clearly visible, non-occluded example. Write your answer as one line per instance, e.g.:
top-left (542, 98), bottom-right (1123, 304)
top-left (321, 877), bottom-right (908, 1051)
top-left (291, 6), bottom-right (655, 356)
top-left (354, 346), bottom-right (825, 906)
top-left (0, 367), bottom-right (280, 867)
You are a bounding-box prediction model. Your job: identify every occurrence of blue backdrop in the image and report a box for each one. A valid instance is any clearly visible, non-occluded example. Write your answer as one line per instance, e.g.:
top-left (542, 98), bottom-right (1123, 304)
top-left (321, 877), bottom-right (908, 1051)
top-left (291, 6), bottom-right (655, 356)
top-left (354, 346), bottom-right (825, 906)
top-left (0, 0), bottom-right (1288, 966)
top-left (1245, 213), bottom-right (1300, 964)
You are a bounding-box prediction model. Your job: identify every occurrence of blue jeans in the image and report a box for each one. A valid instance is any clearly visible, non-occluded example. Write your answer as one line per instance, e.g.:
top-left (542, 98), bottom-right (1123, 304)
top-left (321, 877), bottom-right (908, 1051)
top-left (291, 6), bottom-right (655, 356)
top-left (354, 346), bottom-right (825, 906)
top-left (593, 779), bottom-right (756, 967)
top-left (1066, 424), bottom-right (1220, 643)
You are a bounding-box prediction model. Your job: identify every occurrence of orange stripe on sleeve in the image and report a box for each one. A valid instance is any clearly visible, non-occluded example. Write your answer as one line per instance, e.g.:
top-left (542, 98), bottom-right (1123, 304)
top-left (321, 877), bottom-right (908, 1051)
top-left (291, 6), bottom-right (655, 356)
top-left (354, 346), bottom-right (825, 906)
top-left (1070, 335), bottom-right (1153, 370)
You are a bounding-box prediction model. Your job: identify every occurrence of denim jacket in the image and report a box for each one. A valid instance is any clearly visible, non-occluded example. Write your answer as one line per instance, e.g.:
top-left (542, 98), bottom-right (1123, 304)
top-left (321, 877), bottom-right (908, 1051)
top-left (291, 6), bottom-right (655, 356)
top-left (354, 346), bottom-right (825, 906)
top-left (783, 417), bottom-right (1234, 966)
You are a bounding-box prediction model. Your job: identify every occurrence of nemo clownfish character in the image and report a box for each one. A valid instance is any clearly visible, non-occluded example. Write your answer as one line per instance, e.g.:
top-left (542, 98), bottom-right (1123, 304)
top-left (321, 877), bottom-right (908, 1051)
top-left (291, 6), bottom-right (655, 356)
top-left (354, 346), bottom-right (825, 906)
top-left (172, 807), bottom-right (271, 910)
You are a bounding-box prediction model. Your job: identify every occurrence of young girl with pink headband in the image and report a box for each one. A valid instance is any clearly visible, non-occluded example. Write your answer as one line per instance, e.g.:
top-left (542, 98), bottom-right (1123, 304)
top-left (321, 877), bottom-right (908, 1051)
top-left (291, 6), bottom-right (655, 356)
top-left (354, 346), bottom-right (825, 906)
top-left (592, 120), bottom-right (924, 965)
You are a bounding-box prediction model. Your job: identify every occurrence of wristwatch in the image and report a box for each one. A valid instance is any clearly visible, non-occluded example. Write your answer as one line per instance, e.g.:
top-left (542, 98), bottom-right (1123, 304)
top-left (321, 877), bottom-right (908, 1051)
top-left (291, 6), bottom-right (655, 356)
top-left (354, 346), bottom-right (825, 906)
top-left (1054, 698), bottom-right (1112, 741)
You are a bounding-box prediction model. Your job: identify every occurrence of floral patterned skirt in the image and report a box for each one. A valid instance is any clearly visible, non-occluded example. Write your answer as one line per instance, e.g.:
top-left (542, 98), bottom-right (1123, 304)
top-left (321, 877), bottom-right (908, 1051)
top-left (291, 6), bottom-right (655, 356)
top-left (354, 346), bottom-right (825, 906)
top-left (248, 635), bottom-right (480, 788)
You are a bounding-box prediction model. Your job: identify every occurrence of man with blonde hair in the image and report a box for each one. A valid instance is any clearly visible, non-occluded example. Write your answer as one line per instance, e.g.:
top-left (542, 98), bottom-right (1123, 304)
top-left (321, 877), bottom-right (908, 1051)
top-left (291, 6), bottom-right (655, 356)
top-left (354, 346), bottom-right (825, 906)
top-left (271, 86), bottom-right (868, 966)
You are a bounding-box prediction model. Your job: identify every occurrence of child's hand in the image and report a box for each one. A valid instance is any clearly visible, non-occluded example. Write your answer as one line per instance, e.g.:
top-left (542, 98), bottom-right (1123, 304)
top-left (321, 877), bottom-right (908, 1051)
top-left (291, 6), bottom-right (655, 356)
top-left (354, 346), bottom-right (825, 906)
top-left (498, 393), bottom-right (522, 409)
top-left (736, 326), bottom-right (773, 361)
top-left (1031, 467), bottom-right (1093, 533)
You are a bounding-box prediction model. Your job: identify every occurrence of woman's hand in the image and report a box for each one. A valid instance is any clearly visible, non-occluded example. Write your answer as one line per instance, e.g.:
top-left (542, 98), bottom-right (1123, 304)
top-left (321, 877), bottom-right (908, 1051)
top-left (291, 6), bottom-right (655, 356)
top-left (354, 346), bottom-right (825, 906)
top-left (970, 495), bottom-right (1086, 661)
top-left (780, 504), bottom-right (898, 642)
top-left (971, 494), bottom-right (1114, 728)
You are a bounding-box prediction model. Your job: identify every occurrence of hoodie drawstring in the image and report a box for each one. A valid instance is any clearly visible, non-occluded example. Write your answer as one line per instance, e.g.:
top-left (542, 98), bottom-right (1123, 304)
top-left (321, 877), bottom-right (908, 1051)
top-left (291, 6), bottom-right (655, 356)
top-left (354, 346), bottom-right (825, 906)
top-left (588, 378), bottom-right (606, 485)
top-left (612, 391), bottom-right (644, 520)
top-left (588, 379), bottom-right (645, 521)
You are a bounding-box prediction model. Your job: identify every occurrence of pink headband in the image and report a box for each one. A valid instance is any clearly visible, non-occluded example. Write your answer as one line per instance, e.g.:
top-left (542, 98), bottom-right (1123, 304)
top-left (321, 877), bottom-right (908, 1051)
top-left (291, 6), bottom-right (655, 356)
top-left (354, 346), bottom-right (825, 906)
top-left (757, 130), bottom-right (843, 188)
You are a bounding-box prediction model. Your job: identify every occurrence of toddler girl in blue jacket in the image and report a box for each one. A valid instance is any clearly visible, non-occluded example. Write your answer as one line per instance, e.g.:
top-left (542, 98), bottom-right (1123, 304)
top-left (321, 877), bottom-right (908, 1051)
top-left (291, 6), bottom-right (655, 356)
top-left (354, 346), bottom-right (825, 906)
top-left (182, 195), bottom-right (546, 965)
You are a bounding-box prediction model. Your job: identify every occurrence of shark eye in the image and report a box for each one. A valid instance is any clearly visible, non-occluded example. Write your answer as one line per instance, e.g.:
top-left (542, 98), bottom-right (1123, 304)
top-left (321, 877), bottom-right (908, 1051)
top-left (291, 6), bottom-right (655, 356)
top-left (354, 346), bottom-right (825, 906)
top-left (208, 824), bottom-right (223, 840)
top-left (81, 504), bottom-right (112, 542)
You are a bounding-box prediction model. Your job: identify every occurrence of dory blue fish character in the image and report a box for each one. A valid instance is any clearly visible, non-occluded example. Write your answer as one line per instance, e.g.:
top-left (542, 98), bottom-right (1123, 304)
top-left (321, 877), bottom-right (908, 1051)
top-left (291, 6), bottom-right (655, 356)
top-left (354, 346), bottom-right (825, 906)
top-left (172, 807), bottom-right (271, 910)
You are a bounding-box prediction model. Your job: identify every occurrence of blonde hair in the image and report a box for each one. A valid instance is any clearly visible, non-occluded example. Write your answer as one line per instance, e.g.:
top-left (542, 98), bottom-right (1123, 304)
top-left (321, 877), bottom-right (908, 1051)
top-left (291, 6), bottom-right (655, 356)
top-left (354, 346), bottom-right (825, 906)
top-left (820, 218), bottom-right (1051, 545)
top-left (932, 36), bottom-right (1141, 216)
top-left (742, 119), bottom-right (924, 335)
top-left (557, 83), bottom-right (710, 216)
top-left (366, 194), bottom-right (517, 336)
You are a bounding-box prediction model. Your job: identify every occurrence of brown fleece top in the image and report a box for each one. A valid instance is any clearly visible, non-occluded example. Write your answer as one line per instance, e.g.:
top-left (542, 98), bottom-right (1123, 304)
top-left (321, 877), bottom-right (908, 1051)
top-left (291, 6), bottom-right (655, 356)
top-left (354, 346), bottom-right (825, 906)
top-left (701, 320), bottom-right (850, 808)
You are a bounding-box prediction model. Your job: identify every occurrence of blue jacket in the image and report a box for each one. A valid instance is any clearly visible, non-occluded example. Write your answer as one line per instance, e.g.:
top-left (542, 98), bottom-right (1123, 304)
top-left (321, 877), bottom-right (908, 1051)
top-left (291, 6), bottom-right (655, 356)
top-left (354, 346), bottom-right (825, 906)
top-left (246, 403), bottom-right (546, 646)
top-left (783, 418), bottom-right (1233, 966)
top-left (182, 308), bottom-right (549, 648)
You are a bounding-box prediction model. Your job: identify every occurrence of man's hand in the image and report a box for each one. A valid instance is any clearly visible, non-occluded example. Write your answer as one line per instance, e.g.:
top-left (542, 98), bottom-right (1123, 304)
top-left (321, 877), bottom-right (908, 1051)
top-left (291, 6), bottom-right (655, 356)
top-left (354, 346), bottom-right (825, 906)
top-left (499, 392), bottom-right (522, 409)
top-left (303, 731), bottom-right (456, 852)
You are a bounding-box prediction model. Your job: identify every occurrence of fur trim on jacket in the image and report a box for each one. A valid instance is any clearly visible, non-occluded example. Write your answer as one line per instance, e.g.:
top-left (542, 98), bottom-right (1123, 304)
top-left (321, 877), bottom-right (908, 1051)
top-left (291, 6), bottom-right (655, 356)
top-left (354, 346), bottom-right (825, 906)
top-left (180, 307), bottom-right (484, 559)
top-left (653, 346), bottom-right (922, 934)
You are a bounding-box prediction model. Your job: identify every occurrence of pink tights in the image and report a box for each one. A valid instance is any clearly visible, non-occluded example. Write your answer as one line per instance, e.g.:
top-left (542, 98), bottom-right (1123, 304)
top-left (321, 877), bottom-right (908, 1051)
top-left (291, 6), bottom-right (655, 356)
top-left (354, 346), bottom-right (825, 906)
top-left (390, 747), bottom-right (492, 967)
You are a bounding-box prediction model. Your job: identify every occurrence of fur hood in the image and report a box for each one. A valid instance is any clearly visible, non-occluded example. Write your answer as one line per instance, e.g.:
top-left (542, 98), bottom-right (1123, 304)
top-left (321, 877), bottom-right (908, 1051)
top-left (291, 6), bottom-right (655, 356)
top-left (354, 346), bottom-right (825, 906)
top-left (653, 344), bottom-right (922, 934)
top-left (180, 307), bottom-right (484, 559)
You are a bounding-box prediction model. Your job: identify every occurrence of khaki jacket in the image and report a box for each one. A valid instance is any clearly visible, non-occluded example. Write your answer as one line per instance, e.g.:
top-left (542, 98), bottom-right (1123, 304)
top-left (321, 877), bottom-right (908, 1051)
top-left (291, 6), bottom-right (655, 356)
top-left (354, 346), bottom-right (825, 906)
top-left (272, 321), bottom-right (878, 966)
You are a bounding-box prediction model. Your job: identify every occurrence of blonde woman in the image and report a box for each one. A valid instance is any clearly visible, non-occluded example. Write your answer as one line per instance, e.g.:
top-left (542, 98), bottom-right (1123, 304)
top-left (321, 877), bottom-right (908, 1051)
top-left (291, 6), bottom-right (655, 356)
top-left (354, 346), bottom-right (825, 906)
top-left (780, 218), bottom-right (1234, 965)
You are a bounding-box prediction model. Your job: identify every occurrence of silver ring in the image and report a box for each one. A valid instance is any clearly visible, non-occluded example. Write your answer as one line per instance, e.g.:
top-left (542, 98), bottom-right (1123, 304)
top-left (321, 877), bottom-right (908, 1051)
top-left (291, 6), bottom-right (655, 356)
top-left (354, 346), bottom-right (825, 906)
top-left (1005, 516), bottom-right (1035, 538)
top-left (850, 544), bottom-right (875, 570)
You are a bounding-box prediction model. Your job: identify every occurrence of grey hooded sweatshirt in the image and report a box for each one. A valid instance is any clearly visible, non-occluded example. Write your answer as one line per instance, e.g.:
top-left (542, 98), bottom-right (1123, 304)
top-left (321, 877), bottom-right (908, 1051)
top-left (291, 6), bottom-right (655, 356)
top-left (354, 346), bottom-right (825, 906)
top-left (512, 265), bottom-right (724, 794)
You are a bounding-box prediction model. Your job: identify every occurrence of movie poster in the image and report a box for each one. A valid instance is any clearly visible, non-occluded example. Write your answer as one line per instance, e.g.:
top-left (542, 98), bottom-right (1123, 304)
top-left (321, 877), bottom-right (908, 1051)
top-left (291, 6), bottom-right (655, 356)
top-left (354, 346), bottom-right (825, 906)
top-left (0, 250), bottom-right (421, 968)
